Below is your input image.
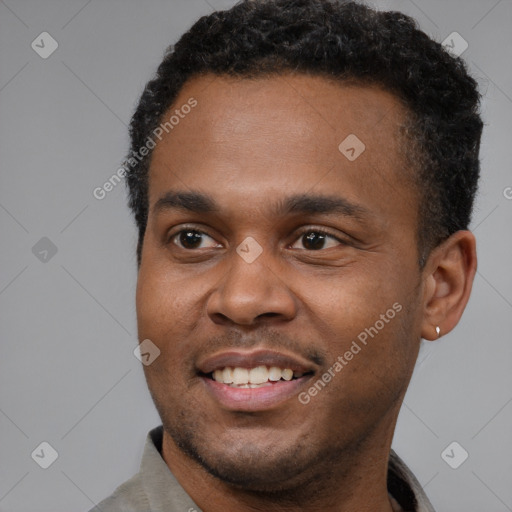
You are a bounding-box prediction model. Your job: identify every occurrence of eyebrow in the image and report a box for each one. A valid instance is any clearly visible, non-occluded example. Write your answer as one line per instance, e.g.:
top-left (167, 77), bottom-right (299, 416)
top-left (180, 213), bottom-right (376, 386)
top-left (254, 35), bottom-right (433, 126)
top-left (152, 191), bottom-right (372, 221)
top-left (278, 194), bottom-right (371, 220)
top-left (153, 191), bottom-right (218, 215)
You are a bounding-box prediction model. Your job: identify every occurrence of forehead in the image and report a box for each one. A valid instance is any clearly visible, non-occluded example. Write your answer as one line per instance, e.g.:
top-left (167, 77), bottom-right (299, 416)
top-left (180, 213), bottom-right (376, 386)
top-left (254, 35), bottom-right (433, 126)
top-left (147, 73), bottom-right (416, 226)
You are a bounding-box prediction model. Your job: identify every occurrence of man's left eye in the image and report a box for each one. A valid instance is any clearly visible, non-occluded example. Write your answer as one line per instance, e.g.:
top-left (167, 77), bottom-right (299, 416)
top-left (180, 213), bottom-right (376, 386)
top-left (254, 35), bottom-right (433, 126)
top-left (171, 230), bottom-right (220, 249)
top-left (291, 231), bottom-right (342, 250)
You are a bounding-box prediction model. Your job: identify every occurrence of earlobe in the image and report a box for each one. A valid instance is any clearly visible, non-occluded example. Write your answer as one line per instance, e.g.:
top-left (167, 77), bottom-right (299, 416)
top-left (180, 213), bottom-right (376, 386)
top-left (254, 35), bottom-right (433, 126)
top-left (420, 230), bottom-right (477, 341)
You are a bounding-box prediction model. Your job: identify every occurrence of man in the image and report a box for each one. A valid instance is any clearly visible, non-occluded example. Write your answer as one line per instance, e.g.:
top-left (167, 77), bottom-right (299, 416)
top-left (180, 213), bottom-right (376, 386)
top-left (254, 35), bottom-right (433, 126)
top-left (92, 0), bottom-right (482, 510)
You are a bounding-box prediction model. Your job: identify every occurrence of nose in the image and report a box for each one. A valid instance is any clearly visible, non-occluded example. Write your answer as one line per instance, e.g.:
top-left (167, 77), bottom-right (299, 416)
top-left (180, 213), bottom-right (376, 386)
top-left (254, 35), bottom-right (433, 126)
top-left (206, 248), bottom-right (297, 327)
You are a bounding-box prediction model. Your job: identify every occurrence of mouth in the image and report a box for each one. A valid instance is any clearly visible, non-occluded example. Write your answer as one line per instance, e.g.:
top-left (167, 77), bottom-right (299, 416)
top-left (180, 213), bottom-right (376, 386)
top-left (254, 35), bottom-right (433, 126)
top-left (197, 349), bottom-right (316, 411)
top-left (203, 365), bottom-right (310, 388)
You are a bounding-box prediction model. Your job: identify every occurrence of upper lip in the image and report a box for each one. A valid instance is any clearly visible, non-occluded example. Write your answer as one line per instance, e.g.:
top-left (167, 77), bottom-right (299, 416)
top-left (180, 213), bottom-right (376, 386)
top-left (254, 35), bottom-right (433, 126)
top-left (197, 349), bottom-right (317, 375)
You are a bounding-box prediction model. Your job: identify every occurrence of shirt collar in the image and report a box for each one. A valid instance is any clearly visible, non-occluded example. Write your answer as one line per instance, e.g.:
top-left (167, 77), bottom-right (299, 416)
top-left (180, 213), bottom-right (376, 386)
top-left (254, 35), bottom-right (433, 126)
top-left (138, 426), bottom-right (201, 511)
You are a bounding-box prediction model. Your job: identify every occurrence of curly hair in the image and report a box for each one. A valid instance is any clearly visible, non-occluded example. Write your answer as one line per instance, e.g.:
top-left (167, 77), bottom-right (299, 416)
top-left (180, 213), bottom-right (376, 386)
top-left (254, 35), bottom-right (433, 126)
top-left (125, 0), bottom-right (483, 267)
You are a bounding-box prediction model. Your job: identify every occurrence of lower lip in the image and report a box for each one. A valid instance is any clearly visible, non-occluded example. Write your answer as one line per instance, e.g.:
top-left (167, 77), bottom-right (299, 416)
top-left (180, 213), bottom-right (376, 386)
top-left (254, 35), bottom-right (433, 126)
top-left (201, 376), bottom-right (311, 412)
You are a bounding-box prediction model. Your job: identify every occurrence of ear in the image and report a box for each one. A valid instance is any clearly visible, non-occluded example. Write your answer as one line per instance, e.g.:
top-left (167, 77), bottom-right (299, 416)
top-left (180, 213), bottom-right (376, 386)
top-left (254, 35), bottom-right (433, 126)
top-left (420, 230), bottom-right (477, 341)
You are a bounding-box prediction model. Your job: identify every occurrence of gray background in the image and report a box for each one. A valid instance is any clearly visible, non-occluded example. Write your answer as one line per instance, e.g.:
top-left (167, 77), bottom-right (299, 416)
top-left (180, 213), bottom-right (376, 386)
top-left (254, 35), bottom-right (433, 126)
top-left (0, 0), bottom-right (511, 510)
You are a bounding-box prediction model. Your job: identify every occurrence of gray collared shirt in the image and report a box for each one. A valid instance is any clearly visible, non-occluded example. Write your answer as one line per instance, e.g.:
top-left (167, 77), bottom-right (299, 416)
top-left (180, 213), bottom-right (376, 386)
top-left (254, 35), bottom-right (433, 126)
top-left (90, 426), bottom-right (435, 512)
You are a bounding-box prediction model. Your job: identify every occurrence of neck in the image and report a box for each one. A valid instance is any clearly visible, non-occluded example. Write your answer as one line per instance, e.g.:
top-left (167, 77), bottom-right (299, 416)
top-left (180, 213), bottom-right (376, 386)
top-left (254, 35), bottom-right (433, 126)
top-left (161, 412), bottom-right (399, 512)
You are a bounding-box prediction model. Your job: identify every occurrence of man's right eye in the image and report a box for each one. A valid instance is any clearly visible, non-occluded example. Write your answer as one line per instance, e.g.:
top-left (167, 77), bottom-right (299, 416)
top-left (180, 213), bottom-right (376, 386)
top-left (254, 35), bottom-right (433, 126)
top-left (170, 229), bottom-right (221, 250)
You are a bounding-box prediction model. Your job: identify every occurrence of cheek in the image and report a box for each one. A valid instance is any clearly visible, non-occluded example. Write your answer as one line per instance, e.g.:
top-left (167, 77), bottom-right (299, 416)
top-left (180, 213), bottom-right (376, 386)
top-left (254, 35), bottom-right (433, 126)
top-left (309, 268), bottom-right (419, 376)
top-left (135, 261), bottom-right (197, 346)
top-left (303, 305), bottom-right (417, 436)
top-left (136, 273), bottom-right (195, 393)
top-left (306, 267), bottom-right (401, 328)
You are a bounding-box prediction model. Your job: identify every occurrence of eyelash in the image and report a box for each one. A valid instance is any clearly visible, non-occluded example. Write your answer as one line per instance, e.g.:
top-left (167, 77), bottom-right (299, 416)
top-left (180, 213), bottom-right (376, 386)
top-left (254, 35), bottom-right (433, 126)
top-left (168, 225), bottom-right (347, 249)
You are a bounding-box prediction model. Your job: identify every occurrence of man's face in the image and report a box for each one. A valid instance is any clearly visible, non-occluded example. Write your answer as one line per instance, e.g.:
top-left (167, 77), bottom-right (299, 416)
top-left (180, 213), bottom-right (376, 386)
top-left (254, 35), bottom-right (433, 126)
top-left (136, 74), bottom-right (426, 490)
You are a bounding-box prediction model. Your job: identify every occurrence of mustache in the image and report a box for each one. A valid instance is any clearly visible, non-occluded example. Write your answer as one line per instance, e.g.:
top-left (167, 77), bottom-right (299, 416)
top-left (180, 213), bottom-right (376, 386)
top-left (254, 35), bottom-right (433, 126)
top-left (187, 327), bottom-right (327, 368)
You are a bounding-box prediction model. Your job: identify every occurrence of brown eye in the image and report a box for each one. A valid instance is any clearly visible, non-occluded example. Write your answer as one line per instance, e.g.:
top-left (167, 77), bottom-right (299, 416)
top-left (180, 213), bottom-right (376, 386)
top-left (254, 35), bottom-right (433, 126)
top-left (302, 232), bottom-right (326, 250)
top-left (172, 230), bottom-right (220, 249)
top-left (291, 230), bottom-right (342, 251)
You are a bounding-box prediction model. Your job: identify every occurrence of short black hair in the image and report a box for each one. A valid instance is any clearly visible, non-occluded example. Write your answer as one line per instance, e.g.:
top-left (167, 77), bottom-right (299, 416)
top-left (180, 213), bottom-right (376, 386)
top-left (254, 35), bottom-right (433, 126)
top-left (125, 0), bottom-right (483, 267)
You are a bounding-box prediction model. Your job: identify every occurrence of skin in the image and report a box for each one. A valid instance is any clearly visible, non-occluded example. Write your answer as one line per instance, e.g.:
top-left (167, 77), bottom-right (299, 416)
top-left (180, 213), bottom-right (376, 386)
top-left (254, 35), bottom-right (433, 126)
top-left (136, 73), bottom-right (477, 511)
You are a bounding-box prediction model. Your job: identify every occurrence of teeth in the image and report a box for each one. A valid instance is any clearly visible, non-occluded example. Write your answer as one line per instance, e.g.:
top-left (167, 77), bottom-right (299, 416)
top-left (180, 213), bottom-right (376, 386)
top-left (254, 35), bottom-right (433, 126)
top-left (282, 368), bottom-right (293, 381)
top-left (268, 366), bottom-right (282, 381)
top-left (222, 367), bottom-right (234, 384)
top-left (211, 365), bottom-right (301, 386)
top-left (249, 366), bottom-right (269, 384)
top-left (232, 368), bottom-right (249, 385)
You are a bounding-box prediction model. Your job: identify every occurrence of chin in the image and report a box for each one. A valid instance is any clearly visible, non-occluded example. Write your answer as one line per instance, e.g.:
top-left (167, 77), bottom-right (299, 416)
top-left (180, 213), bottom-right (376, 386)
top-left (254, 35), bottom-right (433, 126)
top-left (167, 421), bottom-right (325, 491)
top-left (192, 448), bottom-right (318, 492)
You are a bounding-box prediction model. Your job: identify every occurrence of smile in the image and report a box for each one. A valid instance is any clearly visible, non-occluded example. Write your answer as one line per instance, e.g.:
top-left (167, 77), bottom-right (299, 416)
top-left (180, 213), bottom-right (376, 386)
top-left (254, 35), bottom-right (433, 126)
top-left (197, 349), bottom-right (316, 411)
top-left (209, 365), bottom-right (308, 388)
